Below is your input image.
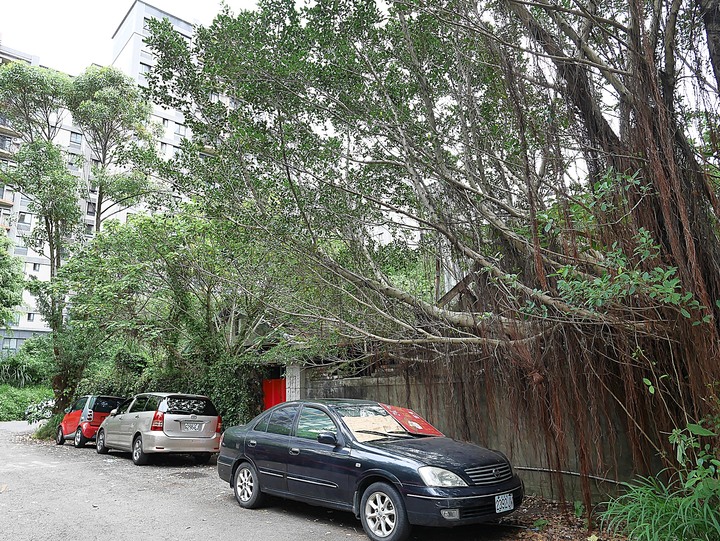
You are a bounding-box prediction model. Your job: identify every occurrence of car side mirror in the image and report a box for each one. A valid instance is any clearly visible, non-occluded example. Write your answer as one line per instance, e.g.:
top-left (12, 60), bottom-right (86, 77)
top-left (109, 408), bottom-right (118, 416)
top-left (317, 432), bottom-right (338, 446)
top-left (64, 407), bottom-right (71, 414)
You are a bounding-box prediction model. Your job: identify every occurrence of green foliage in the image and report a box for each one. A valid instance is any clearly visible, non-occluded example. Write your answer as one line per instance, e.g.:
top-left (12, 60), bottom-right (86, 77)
top-left (0, 234), bottom-right (24, 325)
top-left (67, 65), bottom-right (155, 228)
top-left (552, 228), bottom-right (706, 320)
top-left (0, 347), bottom-right (52, 387)
top-left (602, 422), bottom-right (720, 540)
top-left (0, 62), bottom-right (71, 143)
top-left (201, 355), bottom-right (264, 429)
top-left (0, 385), bottom-right (53, 422)
top-left (34, 413), bottom-right (64, 440)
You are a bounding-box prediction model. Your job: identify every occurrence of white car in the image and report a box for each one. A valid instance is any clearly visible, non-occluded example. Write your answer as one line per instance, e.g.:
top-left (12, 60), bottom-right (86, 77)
top-left (96, 392), bottom-right (222, 465)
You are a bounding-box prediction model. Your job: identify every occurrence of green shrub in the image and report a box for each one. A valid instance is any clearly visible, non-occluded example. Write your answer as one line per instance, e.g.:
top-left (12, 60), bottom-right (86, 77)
top-left (0, 385), bottom-right (53, 421)
top-left (201, 356), bottom-right (264, 429)
top-left (602, 423), bottom-right (720, 540)
top-left (35, 412), bottom-right (64, 440)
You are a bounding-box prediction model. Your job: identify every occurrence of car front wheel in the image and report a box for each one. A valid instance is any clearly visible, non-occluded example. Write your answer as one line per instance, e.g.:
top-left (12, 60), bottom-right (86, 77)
top-left (74, 428), bottom-right (87, 448)
top-left (96, 429), bottom-right (109, 454)
top-left (233, 462), bottom-right (265, 509)
top-left (132, 435), bottom-right (149, 465)
top-left (360, 482), bottom-right (411, 541)
top-left (55, 426), bottom-right (65, 445)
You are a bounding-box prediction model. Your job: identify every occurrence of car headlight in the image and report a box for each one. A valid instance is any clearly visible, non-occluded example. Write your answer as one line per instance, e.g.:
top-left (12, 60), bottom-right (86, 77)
top-left (418, 466), bottom-right (467, 487)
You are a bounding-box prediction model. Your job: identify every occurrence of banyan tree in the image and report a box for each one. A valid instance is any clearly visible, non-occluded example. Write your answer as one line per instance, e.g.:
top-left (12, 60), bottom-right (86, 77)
top-left (142, 0), bottom-right (720, 507)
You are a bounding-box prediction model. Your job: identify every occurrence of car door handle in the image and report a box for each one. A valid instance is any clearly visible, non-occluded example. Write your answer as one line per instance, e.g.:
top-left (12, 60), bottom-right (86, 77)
top-left (134, 415), bottom-right (139, 419)
top-left (289, 448), bottom-right (300, 455)
top-left (248, 440), bottom-right (257, 447)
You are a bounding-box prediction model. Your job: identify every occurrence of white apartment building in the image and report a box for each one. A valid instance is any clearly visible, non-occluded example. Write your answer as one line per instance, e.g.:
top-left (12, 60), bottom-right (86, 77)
top-left (0, 1), bottom-right (197, 353)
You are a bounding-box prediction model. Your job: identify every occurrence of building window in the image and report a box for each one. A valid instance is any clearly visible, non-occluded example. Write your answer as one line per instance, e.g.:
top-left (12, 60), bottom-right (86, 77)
top-left (174, 123), bottom-right (187, 137)
top-left (85, 223), bottom-right (94, 236)
top-left (27, 313), bottom-right (35, 322)
top-left (17, 212), bottom-right (31, 231)
top-left (70, 131), bottom-right (82, 147)
top-left (140, 63), bottom-right (152, 77)
top-left (162, 118), bottom-right (169, 128)
top-left (32, 263), bottom-right (40, 272)
top-left (14, 245), bottom-right (27, 256)
top-left (87, 202), bottom-right (96, 216)
top-left (3, 186), bottom-right (14, 201)
top-left (67, 156), bottom-right (80, 171)
top-left (160, 142), bottom-right (168, 155)
top-left (0, 135), bottom-right (12, 152)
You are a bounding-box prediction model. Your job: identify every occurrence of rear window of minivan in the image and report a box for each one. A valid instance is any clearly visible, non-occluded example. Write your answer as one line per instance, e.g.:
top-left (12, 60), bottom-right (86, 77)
top-left (160, 396), bottom-right (218, 416)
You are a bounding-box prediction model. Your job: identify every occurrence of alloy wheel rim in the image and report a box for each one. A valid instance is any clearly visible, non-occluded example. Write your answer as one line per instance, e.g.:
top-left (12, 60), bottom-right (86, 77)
top-left (75, 430), bottom-right (81, 445)
top-left (236, 468), bottom-right (254, 501)
top-left (97, 432), bottom-right (103, 450)
top-left (365, 492), bottom-right (396, 538)
top-left (133, 440), bottom-right (141, 460)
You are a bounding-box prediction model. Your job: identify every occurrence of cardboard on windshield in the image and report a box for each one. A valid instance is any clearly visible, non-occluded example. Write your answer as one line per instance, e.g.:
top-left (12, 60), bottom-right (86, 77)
top-left (380, 403), bottom-right (444, 436)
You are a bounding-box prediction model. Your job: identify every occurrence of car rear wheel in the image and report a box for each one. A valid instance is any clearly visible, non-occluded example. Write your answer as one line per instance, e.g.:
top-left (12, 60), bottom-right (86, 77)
top-left (360, 482), bottom-right (411, 541)
top-left (132, 435), bottom-right (149, 465)
top-left (74, 428), bottom-right (87, 448)
top-left (55, 426), bottom-right (65, 445)
top-left (96, 429), bottom-right (109, 454)
top-left (233, 462), bottom-right (265, 509)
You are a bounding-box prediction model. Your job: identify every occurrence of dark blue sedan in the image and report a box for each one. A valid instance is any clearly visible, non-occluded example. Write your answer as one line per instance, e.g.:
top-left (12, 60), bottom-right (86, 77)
top-left (217, 399), bottom-right (523, 541)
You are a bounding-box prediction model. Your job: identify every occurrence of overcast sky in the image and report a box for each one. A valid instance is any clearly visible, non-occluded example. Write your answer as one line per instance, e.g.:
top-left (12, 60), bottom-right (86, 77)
top-left (0, 0), bottom-right (256, 76)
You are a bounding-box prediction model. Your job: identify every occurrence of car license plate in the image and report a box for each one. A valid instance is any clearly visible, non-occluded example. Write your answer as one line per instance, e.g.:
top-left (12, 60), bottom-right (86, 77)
top-left (183, 422), bottom-right (201, 432)
top-left (495, 493), bottom-right (514, 513)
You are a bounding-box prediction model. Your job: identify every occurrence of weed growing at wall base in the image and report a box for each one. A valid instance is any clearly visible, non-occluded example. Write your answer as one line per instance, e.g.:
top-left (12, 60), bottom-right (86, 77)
top-left (601, 423), bottom-right (720, 540)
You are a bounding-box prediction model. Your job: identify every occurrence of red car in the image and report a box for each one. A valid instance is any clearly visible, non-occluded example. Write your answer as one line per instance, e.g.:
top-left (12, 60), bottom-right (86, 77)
top-left (56, 395), bottom-right (126, 448)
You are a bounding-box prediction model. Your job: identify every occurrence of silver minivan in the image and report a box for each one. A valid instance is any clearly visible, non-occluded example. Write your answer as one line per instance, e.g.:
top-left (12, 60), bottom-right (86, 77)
top-left (96, 392), bottom-right (221, 465)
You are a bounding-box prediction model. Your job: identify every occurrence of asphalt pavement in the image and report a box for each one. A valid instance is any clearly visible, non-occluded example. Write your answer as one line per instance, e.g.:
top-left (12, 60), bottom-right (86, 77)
top-left (0, 421), bottom-right (521, 541)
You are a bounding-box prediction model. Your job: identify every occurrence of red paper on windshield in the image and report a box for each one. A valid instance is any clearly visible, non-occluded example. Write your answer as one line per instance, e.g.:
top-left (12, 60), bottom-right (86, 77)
top-left (380, 403), bottom-right (444, 436)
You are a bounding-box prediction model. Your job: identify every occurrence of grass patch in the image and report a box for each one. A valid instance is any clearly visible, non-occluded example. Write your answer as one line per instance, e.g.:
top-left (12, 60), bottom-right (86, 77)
top-left (0, 384), bottom-right (53, 422)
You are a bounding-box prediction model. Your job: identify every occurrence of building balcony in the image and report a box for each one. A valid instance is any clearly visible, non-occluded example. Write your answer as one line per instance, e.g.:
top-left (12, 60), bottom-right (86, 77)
top-left (0, 197), bottom-right (14, 208)
top-left (0, 116), bottom-right (20, 137)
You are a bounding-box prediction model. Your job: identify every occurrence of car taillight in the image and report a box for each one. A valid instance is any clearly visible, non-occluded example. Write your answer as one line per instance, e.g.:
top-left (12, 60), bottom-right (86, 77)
top-left (151, 411), bottom-right (164, 431)
top-left (216, 416), bottom-right (222, 434)
top-left (87, 410), bottom-right (94, 422)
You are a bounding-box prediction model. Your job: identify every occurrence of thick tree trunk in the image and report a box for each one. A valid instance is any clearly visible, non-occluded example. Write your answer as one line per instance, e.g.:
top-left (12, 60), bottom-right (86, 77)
top-left (699, 0), bottom-right (720, 94)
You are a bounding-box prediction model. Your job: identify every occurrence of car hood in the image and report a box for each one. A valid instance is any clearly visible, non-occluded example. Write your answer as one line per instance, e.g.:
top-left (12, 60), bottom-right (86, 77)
top-left (365, 436), bottom-right (506, 468)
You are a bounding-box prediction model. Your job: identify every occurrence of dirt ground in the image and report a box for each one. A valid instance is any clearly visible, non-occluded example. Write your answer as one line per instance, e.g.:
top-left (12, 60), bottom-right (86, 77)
top-left (500, 495), bottom-right (624, 541)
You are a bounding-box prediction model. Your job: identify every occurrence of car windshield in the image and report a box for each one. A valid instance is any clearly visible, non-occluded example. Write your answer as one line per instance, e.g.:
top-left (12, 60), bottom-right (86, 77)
top-left (334, 404), bottom-right (410, 442)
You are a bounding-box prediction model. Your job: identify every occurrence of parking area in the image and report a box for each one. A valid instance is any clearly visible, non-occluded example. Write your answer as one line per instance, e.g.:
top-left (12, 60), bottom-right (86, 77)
top-left (0, 422), bottom-right (525, 541)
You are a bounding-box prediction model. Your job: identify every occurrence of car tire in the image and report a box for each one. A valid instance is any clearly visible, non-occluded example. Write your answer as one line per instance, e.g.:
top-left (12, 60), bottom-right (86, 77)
top-left (55, 426), bottom-right (65, 445)
top-left (132, 435), bottom-right (149, 465)
top-left (360, 482), bottom-right (411, 541)
top-left (233, 462), bottom-right (265, 509)
top-left (96, 429), bottom-right (109, 454)
top-left (193, 453), bottom-right (212, 465)
top-left (74, 428), bottom-right (87, 448)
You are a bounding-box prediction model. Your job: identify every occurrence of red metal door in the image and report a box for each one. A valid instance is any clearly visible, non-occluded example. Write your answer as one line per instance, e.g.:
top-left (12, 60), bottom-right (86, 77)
top-left (262, 378), bottom-right (286, 410)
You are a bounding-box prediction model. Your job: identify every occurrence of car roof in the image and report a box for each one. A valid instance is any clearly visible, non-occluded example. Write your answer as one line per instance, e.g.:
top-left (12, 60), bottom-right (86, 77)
top-left (134, 392), bottom-right (210, 399)
top-left (281, 398), bottom-right (380, 408)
